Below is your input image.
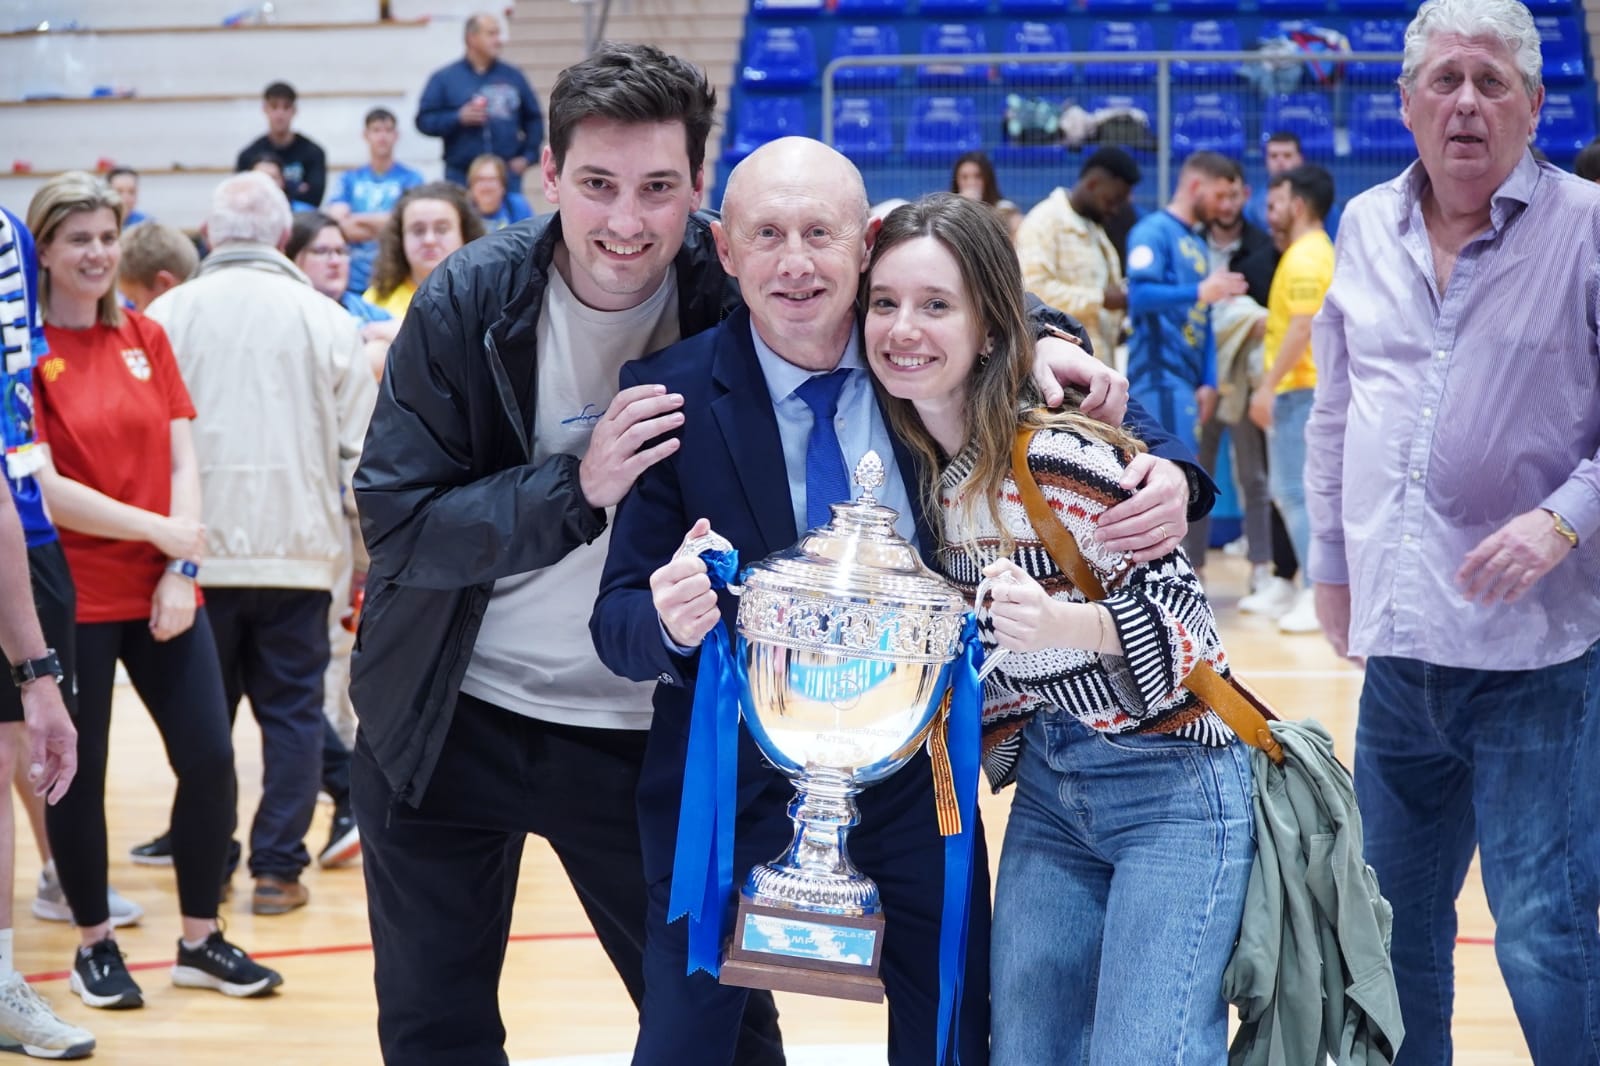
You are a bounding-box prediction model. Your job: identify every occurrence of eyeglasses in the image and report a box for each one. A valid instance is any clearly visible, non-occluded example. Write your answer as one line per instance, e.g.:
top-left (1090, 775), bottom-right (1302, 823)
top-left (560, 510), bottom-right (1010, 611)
top-left (306, 245), bottom-right (350, 259)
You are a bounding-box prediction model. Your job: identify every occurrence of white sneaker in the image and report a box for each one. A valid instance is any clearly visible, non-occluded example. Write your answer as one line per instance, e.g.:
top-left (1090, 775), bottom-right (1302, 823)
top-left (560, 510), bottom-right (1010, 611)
top-left (1278, 588), bottom-right (1323, 634)
top-left (1239, 569), bottom-right (1296, 618)
top-left (32, 863), bottom-right (144, 928)
top-left (0, 970), bottom-right (95, 1059)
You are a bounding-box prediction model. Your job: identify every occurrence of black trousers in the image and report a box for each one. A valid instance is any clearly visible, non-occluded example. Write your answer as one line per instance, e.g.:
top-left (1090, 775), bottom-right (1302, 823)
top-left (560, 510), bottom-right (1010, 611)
top-left (353, 693), bottom-right (785, 1066)
top-left (49, 610), bottom-right (235, 925)
top-left (206, 587), bottom-right (332, 881)
top-left (0, 540), bottom-right (76, 722)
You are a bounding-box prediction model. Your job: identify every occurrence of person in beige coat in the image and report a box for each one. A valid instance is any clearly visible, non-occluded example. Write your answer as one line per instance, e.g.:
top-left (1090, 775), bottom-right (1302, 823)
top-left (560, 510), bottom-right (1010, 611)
top-left (145, 172), bottom-right (377, 916)
top-left (1015, 147), bottom-right (1142, 364)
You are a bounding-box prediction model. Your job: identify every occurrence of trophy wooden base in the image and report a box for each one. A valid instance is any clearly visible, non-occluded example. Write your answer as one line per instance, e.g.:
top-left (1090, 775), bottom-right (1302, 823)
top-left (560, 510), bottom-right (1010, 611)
top-left (719, 896), bottom-right (886, 1004)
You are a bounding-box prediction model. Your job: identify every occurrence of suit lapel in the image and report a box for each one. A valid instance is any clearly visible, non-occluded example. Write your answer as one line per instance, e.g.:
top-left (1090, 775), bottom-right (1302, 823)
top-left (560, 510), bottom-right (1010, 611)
top-left (709, 308), bottom-right (798, 553)
top-left (884, 403), bottom-right (940, 566)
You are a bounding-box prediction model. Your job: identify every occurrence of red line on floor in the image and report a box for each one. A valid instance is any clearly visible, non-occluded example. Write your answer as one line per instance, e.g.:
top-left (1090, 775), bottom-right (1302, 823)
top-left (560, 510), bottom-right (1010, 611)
top-left (26, 930), bottom-right (1500, 984)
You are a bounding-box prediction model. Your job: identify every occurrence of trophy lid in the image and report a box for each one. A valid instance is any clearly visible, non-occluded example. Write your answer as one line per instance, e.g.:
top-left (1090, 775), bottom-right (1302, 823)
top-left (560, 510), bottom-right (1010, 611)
top-left (736, 452), bottom-right (966, 663)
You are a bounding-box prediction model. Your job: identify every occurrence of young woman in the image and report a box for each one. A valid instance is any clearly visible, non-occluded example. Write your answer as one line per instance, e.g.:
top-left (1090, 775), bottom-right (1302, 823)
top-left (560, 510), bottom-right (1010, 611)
top-left (465, 154), bottom-right (533, 231)
top-left (362, 181), bottom-right (484, 319)
top-left (289, 210), bottom-right (395, 379)
top-left (26, 172), bottom-right (282, 1010)
top-left (948, 150), bottom-right (1002, 206)
top-left (862, 193), bottom-right (1254, 1065)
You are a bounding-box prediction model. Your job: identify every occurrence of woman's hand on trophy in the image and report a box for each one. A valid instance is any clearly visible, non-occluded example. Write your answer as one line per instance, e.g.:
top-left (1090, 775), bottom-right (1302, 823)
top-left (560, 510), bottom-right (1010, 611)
top-left (653, 519), bottom-right (723, 649)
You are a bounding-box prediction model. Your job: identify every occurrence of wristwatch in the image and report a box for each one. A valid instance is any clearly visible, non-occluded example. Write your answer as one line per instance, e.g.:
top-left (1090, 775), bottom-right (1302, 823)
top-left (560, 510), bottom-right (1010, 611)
top-left (166, 558), bottom-right (200, 580)
top-left (1543, 508), bottom-right (1580, 550)
top-left (10, 650), bottom-right (63, 689)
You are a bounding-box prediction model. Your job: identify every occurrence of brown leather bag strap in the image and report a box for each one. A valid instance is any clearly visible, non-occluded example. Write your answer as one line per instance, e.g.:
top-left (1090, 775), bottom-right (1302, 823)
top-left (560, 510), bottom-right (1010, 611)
top-left (1009, 428), bottom-right (1284, 765)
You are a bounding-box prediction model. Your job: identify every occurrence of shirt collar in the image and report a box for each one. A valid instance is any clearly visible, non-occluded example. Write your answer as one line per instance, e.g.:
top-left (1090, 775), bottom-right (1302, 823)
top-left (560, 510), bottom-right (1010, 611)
top-left (1397, 150), bottom-right (1541, 236)
top-left (749, 319), bottom-right (864, 407)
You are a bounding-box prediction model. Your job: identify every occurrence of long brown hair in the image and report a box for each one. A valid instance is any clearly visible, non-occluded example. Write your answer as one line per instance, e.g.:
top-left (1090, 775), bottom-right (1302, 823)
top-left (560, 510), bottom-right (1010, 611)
top-left (367, 182), bottom-right (484, 301)
top-left (866, 193), bottom-right (1144, 558)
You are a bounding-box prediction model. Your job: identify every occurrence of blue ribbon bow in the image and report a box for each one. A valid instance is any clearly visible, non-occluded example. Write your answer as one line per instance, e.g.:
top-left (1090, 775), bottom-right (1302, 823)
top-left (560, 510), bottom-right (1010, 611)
top-left (667, 545), bottom-right (745, 977)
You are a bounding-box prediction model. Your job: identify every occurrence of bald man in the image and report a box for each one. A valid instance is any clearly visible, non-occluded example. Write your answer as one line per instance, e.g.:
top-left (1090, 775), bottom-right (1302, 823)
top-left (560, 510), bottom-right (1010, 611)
top-left (591, 137), bottom-right (1214, 1065)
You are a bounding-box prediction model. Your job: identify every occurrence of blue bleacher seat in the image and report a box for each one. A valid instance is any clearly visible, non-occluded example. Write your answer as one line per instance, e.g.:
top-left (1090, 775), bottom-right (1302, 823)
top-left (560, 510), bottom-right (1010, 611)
top-left (1346, 20), bottom-right (1404, 85)
top-left (830, 24), bottom-right (902, 89)
top-left (834, 0), bottom-right (904, 16)
top-left (1172, 19), bottom-right (1243, 83)
top-left (917, 23), bottom-right (991, 87)
top-left (1084, 0), bottom-right (1155, 13)
top-left (1082, 21), bottom-right (1157, 85)
top-left (1001, 21), bottom-right (1074, 88)
top-left (725, 97), bottom-right (811, 167)
top-left (998, 0), bottom-right (1069, 15)
top-left (741, 26), bottom-right (818, 90)
top-left (1263, 92), bottom-right (1335, 158)
top-left (1336, 0), bottom-right (1411, 11)
top-left (832, 96), bottom-right (894, 163)
top-left (1349, 90), bottom-right (1413, 155)
top-left (1167, 0), bottom-right (1236, 15)
top-left (1256, 0), bottom-right (1331, 15)
top-left (751, 0), bottom-right (826, 17)
top-left (921, 0), bottom-right (990, 16)
top-left (1536, 17), bottom-right (1587, 85)
top-left (904, 95), bottom-right (984, 163)
top-left (1537, 91), bottom-right (1597, 161)
top-left (1524, 0), bottom-right (1580, 12)
top-left (1172, 91), bottom-right (1246, 158)
top-left (992, 142), bottom-right (1069, 167)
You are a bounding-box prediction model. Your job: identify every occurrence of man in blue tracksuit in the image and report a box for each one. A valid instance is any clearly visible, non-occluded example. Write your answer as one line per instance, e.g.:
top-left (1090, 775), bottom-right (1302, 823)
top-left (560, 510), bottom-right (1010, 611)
top-left (415, 12), bottom-right (544, 187)
top-left (1125, 151), bottom-right (1249, 456)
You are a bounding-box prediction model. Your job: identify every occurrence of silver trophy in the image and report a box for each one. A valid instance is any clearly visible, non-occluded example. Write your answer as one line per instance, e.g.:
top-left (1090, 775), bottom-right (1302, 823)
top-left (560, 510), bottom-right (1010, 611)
top-left (712, 451), bottom-right (968, 1001)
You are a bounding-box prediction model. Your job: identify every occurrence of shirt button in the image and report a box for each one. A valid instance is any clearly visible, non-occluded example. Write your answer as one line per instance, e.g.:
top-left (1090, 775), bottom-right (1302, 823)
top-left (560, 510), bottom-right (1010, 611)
top-left (1421, 406), bottom-right (1432, 419)
top-left (1434, 349), bottom-right (1447, 361)
top-left (1410, 470), bottom-right (1422, 481)
top-left (1402, 533), bottom-right (1413, 544)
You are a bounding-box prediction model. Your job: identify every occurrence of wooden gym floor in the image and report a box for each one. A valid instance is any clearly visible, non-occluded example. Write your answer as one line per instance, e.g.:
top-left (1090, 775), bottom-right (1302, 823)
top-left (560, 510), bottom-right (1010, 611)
top-left (14, 554), bottom-right (1534, 1064)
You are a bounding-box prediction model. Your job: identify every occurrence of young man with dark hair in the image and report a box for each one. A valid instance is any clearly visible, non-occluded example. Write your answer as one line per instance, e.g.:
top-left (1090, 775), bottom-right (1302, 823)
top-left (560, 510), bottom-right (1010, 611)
top-left (234, 81), bottom-right (327, 207)
top-left (414, 11), bottom-right (544, 186)
top-left (326, 107), bottom-right (424, 298)
top-left (1016, 146), bottom-right (1142, 362)
top-left (106, 167), bottom-right (146, 229)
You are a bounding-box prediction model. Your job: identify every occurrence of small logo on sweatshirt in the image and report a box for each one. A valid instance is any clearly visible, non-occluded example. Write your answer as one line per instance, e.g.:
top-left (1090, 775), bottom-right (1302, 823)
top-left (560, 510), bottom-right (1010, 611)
top-left (561, 404), bottom-right (602, 427)
top-left (121, 348), bottom-right (152, 382)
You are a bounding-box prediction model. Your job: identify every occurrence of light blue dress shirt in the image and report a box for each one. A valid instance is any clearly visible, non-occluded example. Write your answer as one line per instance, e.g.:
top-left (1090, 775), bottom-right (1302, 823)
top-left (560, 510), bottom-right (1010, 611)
top-left (747, 321), bottom-right (919, 548)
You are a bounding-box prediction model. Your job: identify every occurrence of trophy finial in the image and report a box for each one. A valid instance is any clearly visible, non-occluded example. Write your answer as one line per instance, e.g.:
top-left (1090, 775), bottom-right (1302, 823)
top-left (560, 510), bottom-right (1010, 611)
top-left (854, 452), bottom-right (885, 498)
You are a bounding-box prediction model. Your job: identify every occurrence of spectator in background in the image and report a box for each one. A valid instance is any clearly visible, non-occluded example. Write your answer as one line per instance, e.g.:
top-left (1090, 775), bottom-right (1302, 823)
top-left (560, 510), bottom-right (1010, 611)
top-left (288, 212), bottom-right (393, 381)
top-left (118, 222), bottom-right (197, 312)
top-left (245, 152), bottom-right (318, 214)
top-left (145, 173), bottom-right (377, 916)
top-left (0, 203), bottom-right (98, 1061)
top-left (466, 154), bottom-right (533, 230)
top-left (1575, 137), bottom-right (1600, 181)
top-left (363, 182), bottom-right (484, 319)
top-left (28, 170), bottom-right (282, 1010)
top-left (416, 12), bottom-right (544, 186)
top-left (993, 199), bottom-right (1023, 242)
top-left (1307, 1), bottom-right (1600, 1059)
top-left (1250, 164), bottom-right (1335, 636)
top-left (326, 107), bottom-right (425, 299)
top-left (1016, 146), bottom-right (1141, 364)
top-left (950, 149), bottom-right (1002, 205)
top-left (1246, 130), bottom-right (1341, 240)
top-left (235, 81), bottom-right (326, 207)
top-left (1124, 151), bottom-right (1248, 578)
top-left (106, 167), bottom-right (146, 228)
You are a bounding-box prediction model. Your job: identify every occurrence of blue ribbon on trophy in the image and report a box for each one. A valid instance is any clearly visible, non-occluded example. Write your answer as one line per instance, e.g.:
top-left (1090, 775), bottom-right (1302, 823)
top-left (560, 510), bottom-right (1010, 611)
top-left (934, 613), bottom-right (984, 1066)
top-left (667, 541), bottom-right (744, 978)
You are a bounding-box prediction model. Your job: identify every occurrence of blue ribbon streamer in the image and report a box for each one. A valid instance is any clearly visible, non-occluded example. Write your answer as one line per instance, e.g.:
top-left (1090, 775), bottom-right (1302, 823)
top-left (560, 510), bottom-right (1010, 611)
top-left (936, 613), bottom-right (985, 1066)
top-left (667, 547), bottom-right (743, 977)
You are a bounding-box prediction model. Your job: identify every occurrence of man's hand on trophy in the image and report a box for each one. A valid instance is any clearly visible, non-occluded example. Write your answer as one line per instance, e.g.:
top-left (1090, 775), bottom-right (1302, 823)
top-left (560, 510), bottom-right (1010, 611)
top-left (579, 383), bottom-right (686, 509)
top-left (652, 519), bottom-right (723, 648)
top-left (1031, 331), bottom-right (1130, 425)
top-left (1094, 454), bottom-right (1189, 564)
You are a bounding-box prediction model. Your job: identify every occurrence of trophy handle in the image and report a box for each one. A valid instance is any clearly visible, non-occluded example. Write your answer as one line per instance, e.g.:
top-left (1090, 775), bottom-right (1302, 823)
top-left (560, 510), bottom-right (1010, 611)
top-left (972, 574), bottom-right (1010, 682)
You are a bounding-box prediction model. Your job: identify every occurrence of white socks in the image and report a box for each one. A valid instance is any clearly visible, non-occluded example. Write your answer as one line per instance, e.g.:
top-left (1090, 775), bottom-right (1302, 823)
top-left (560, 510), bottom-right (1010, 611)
top-left (0, 928), bottom-right (14, 976)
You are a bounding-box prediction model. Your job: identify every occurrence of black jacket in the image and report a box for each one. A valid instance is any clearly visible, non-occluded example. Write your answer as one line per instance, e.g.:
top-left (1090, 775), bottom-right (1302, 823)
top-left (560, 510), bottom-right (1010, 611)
top-left (350, 211), bottom-right (737, 806)
top-left (1228, 220), bottom-right (1280, 308)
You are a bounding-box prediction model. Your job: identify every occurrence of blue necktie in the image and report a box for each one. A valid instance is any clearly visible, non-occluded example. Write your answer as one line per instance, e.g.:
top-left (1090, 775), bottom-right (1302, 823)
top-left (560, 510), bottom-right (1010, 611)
top-left (794, 368), bottom-right (853, 531)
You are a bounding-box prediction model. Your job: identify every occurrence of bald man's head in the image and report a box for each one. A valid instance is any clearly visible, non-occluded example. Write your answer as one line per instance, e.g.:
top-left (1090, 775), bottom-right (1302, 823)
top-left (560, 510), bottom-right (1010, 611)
top-left (712, 137), bottom-right (876, 371)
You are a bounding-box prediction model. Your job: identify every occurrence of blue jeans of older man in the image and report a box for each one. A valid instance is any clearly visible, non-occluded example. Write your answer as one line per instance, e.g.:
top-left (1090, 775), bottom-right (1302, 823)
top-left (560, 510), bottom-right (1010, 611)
top-left (991, 713), bottom-right (1255, 1065)
top-left (1357, 646), bottom-right (1600, 1066)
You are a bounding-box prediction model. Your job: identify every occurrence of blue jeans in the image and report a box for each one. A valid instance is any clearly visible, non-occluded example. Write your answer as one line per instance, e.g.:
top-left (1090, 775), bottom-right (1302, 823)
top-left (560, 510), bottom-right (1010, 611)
top-left (1358, 648), bottom-right (1600, 1066)
top-left (991, 714), bottom-right (1255, 1065)
top-left (1267, 388), bottom-right (1314, 588)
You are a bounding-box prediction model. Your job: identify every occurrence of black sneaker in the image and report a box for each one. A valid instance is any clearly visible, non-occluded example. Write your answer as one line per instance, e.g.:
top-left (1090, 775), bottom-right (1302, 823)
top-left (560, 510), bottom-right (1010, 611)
top-left (172, 932), bottom-right (283, 998)
top-left (128, 832), bottom-right (173, 867)
top-left (317, 801), bottom-right (360, 869)
top-left (68, 938), bottom-right (143, 1010)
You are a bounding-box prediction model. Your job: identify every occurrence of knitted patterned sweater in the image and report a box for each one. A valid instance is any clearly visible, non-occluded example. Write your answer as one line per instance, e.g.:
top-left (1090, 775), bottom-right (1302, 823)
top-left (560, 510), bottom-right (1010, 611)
top-left (937, 426), bottom-right (1233, 791)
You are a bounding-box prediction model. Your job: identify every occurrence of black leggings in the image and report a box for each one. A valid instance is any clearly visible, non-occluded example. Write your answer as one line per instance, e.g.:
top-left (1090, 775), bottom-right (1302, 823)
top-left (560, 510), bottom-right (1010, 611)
top-left (45, 609), bottom-right (236, 927)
